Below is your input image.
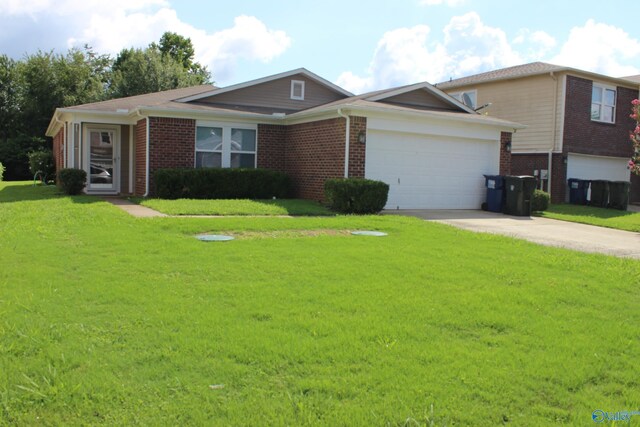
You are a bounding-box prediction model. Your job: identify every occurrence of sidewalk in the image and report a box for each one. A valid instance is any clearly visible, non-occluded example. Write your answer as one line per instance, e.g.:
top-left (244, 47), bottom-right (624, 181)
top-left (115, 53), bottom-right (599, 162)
top-left (103, 197), bottom-right (167, 218)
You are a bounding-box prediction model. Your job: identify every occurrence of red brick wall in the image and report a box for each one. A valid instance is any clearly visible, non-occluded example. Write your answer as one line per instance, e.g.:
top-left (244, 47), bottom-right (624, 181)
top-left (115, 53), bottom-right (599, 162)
top-left (52, 128), bottom-right (64, 175)
top-left (134, 119), bottom-right (147, 196)
top-left (257, 124), bottom-right (287, 171)
top-left (511, 153), bottom-right (566, 203)
top-left (148, 117), bottom-right (196, 196)
top-left (348, 116), bottom-right (366, 178)
top-left (285, 117), bottom-right (347, 201)
top-left (563, 76), bottom-right (636, 157)
top-left (499, 132), bottom-right (512, 176)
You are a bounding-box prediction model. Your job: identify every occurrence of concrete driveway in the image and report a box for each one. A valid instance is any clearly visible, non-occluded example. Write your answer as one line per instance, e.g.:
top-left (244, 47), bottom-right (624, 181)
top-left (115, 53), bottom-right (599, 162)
top-left (385, 209), bottom-right (640, 259)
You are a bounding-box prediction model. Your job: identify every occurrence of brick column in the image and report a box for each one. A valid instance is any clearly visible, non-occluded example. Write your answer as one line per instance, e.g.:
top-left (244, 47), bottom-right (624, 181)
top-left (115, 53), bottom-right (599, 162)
top-left (499, 132), bottom-right (512, 176)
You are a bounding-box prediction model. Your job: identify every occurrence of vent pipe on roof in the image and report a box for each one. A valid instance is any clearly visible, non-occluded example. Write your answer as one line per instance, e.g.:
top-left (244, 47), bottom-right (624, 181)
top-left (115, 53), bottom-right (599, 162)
top-left (337, 108), bottom-right (350, 178)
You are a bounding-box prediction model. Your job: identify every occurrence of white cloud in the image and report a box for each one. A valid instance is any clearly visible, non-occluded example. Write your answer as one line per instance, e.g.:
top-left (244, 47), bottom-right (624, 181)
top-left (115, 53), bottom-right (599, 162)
top-left (337, 14), bottom-right (640, 94)
top-left (338, 12), bottom-right (523, 93)
top-left (0, 0), bottom-right (291, 84)
top-left (419, 0), bottom-right (465, 6)
top-left (551, 19), bottom-right (640, 77)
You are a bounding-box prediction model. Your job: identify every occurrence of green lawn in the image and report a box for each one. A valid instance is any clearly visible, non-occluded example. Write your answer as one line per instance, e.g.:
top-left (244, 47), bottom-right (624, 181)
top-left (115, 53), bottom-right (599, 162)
top-left (136, 197), bottom-right (333, 216)
top-left (1, 181), bottom-right (639, 426)
top-left (538, 204), bottom-right (640, 232)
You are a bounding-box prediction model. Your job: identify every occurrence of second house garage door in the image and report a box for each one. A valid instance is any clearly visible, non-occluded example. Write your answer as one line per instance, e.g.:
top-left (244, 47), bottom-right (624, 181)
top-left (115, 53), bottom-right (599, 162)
top-left (566, 153), bottom-right (630, 182)
top-left (365, 129), bottom-right (500, 209)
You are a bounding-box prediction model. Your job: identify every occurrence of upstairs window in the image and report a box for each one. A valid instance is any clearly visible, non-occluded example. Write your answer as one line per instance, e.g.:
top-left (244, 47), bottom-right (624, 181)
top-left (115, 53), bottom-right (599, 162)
top-left (291, 80), bottom-right (305, 100)
top-left (450, 90), bottom-right (477, 109)
top-left (591, 84), bottom-right (616, 123)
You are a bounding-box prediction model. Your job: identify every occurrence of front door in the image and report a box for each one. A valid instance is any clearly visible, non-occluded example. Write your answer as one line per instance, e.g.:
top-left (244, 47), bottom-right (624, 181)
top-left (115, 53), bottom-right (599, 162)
top-left (87, 127), bottom-right (118, 192)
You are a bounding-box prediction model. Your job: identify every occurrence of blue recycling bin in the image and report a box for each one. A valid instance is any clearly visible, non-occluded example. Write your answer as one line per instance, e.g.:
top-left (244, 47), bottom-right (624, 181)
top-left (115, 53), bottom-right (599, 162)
top-left (483, 175), bottom-right (505, 213)
top-left (567, 178), bottom-right (589, 205)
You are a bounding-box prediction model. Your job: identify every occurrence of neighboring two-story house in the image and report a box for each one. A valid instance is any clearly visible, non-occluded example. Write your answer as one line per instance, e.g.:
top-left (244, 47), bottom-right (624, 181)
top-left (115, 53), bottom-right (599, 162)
top-left (438, 62), bottom-right (640, 204)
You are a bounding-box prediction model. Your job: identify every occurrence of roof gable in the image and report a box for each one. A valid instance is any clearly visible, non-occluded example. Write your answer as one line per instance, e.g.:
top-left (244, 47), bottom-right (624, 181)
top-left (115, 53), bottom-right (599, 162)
top-left (365, 82), bottom-right (475, 113)
top-left (178, 68), bottom-right (353, 113)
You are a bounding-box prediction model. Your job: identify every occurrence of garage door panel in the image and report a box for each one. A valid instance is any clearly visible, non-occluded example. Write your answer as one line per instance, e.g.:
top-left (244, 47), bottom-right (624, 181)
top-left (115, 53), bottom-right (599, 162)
top-left (567, 154), bottom-right (630, 182)
top-left (365, 130), bottom-right (499, 209)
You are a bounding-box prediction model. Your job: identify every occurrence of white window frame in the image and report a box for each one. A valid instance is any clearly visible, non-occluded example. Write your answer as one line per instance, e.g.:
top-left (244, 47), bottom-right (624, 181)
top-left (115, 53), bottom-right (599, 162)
top-left (591, 83), bottom-right (616, 124)
top-left (290, 80), bottom-right (305, 100)
top-left (195, 122), bottom-right (258, 169)
top-left (449, 90), bottom-right (477, 109)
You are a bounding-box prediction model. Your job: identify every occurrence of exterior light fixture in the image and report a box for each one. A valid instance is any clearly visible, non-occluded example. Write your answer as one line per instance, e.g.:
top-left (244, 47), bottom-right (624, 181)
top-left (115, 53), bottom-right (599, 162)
top-left (505, 141), bottom-right (512, 152)
top-left (358, 131), bottom-right (366, 144)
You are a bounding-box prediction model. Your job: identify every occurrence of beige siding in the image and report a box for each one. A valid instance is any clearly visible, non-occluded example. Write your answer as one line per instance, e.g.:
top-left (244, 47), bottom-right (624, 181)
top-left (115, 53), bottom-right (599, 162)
top-left (445, 74), bottom-right (562, 152)
top-left (196, 74), bottom-right (346, 112)
top-left (120, 125), bottom-right (130, 194)
top-left (381, 89), bottom-right (457, 110)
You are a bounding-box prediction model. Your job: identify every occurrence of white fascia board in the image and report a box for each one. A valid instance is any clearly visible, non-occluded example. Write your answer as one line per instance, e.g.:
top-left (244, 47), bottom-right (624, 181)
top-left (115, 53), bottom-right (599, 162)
top-left (135, 106), bottom-right (286, 125)
top-left (177, 68), bottom-right (353, 103)
top-left (365, 82), bottom-right (476, 114)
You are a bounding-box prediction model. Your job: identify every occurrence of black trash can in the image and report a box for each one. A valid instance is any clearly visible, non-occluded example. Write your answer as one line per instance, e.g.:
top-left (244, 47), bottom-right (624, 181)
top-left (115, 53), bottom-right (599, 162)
top-left (483, 175), bottom-right (505, 213)
top-left (608, 181), bottom-right (630, 210)
top-left (504, 175), bottom-right (537, 216)
top-left (590, 180), bottom-right (609, 208)
top-left (567, 178), bottom-right (589, 205)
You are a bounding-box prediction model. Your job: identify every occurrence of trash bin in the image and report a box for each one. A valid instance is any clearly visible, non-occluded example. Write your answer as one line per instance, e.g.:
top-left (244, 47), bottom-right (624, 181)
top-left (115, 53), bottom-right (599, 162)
top-left (567, 178), bottom-right (589, 205)
top-left (608, 181), bottom-right (630, 210)
top-left (483, 175), bottom-right (505, 213)
top-left (590, 180), bottom-right (609, 208)
top-left (504, 175), bottom-right (537, 216)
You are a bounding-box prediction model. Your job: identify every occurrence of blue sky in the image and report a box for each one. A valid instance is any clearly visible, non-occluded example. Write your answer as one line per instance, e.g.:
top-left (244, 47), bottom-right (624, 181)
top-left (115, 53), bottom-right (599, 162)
top-left (1, 0), bottom-right (638, 93)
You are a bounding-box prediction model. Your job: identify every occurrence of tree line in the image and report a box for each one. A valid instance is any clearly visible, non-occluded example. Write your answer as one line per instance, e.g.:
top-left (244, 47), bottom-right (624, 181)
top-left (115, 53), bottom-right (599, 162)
top-left (0, 32), bottom-right (211, 180)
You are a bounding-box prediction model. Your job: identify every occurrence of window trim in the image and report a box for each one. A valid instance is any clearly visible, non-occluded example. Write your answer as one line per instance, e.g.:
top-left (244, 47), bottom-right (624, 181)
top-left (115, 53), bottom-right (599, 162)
top-left (195, 121), bottom-right (258, 169)
top-left (291, 80), bottom-right (305, 100)
top-left (591, 83), bottom-right (616, 124)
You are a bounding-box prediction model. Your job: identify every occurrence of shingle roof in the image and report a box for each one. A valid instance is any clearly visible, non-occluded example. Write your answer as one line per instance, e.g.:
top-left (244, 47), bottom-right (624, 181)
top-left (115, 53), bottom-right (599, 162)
top-left (624, 75), bottom-right (640, 83)
top-left (437, 62), bottom-right (564, 89)
top-left (68, 84), bottom-right (217, 112)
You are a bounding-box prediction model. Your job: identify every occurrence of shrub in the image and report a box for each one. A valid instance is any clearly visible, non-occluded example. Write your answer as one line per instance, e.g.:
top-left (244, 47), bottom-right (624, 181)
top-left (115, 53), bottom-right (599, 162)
top-left (28, 150), bottom-right (55, 183)
top-left (532, 189), bottom-right (550, 212)
top-left (154, 168), bottom-right (292, 200)
top-left (324, 178), bottom-right (389, 214)
top-left (0, 136), bottom-right (47, 180)
top-left (57, 168), bottom-right (87, 195)
top-left (0, 162), bottom-right (4, 181)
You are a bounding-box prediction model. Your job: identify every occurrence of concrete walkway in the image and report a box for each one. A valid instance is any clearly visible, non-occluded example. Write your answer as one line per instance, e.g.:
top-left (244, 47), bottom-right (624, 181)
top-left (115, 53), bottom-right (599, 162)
top-left (385, 209), bottom-right (640, 259)
top-left (103, 197), bottom-right (167, 218)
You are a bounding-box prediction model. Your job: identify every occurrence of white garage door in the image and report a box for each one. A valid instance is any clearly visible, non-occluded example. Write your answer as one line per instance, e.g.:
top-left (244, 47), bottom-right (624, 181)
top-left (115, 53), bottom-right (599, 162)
top-left (567, 154), bottom-right (630, 182)
top-left (365, 130), bottom-right (500, 209)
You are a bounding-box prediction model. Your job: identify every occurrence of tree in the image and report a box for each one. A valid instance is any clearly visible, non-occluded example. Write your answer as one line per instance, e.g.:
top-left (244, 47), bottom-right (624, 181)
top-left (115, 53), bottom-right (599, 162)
top-left (630, 99), bottom-right (640, 175)
top-left (0, 55), bottom-right (22, 139)
top-left (110, 34), bottom-right (210, 98)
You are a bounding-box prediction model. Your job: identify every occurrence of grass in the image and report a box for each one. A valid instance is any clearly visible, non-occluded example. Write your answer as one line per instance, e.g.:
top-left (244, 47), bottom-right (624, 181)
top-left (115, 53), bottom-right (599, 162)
top-left (135, 197), bottom-right (333, 216)
top-left (538, 204), bottom-right (640, 232)
top-left (1, 181), bottom-right (639, 426)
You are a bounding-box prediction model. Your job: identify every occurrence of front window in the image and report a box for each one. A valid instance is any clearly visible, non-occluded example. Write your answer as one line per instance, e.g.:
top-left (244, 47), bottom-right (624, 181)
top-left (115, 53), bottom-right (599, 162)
top-left (591, 84), bottom-right (616, 123)
top-left (195, 124), bottom-right (257, 169)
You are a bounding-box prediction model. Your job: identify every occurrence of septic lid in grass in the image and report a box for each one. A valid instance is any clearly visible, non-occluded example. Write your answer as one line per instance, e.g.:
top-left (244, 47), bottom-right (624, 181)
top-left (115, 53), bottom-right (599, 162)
top-left (351, 230), bottom-right (387, 236)
top-left (196, 234), bottom-right (234, 242)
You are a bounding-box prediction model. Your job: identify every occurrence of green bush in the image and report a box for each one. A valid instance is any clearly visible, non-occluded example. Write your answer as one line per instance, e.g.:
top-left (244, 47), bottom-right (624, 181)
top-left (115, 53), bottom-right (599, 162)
top-left (0, 136), bottom-right (47, 180)
top-left (154, 168), bottom-right (292, 200)
top-left (0, 162), bottom-right (4, 181)
top-left (324, 178), bottom-right (389, 214)
top-left (532, 189), bottom-right (550, 212)
top-left (28, 150), bottom-right (55, 182)
top-left (57, 168), bottom-right (87, 195)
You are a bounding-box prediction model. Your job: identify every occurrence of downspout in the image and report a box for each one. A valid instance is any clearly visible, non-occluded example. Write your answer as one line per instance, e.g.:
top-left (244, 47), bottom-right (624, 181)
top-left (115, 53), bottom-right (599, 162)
top-left (337, 108), bottom-right (350, 177)
top-left (548, 71), bottom-right (559, 197)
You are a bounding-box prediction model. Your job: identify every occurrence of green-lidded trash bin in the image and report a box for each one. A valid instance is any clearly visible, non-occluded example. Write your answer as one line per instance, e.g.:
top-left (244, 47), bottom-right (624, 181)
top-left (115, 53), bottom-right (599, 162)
top-left (504, 175), bottom-right (537, 216)
top-left (590, 180), bottom-right (609, 208)
top-left (608, 181), bottom-right (630, 210)
top-left (567, 178), bottom-right (589, 205)
top-left (483, 175), bottom-right (505, 213)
